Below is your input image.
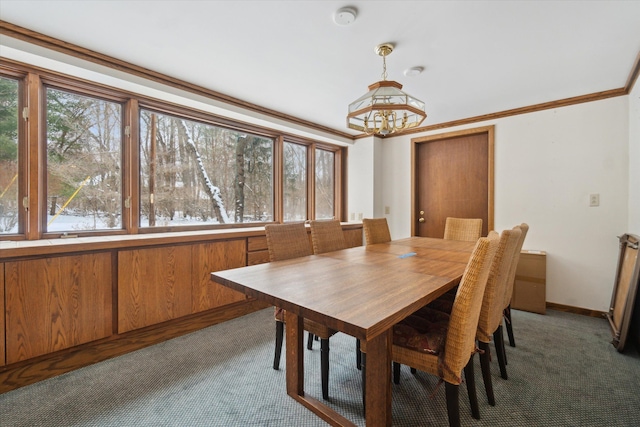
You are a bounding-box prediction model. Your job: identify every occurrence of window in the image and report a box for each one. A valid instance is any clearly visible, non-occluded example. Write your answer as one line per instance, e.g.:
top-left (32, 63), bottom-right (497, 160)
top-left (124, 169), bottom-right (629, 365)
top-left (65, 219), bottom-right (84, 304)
top-left (0, 76), bottom-right (19, 234)
top-left (45, 87), bottom-right (123, 232)
top-left (315, 148), bottom-right (335, 219)
top-left (283, 141), bottom-right (307, 221)
top-left (139, 109), bottom-right (273, 227)
top-left (1, 61), bottom-right (345, 241)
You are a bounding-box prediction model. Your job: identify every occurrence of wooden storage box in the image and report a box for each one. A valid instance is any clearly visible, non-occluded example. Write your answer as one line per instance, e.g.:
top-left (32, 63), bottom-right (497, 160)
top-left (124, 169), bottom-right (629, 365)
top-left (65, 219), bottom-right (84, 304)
top-left (511, 250), bottom-right (546, 314)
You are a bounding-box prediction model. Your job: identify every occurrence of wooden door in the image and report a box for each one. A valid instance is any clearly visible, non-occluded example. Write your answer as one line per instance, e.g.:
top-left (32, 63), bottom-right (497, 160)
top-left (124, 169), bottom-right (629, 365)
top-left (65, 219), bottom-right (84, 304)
top-left (412, 126), bottom-right (494, 238)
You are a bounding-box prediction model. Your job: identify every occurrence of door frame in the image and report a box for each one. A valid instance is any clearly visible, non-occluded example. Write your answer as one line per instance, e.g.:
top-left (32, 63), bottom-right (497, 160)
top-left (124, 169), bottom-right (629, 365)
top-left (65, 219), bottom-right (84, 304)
top-left (411, 125), bottom-right (495, 236)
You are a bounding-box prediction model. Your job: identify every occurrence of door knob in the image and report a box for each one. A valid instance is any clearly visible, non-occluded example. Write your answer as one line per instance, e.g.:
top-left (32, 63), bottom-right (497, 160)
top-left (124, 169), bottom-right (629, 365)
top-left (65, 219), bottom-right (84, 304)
top-left (419, 218), bottom-right (425, 223)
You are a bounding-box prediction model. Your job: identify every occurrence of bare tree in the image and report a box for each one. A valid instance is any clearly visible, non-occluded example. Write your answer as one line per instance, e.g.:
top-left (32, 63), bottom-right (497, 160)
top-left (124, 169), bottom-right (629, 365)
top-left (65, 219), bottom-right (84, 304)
top-left (178, 119), bottom-right (229, 224)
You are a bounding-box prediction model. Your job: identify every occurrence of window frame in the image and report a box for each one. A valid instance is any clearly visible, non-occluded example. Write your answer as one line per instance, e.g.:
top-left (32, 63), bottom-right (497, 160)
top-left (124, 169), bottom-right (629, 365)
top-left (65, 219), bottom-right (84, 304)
top-left (40, 77), bottom-right (130, 239)
top-left (0, 70), bottom-right (27, 238)
top-left (135, 101), bottom-right (280, 233)
top-left (0, 61), bottom-right (347, 241)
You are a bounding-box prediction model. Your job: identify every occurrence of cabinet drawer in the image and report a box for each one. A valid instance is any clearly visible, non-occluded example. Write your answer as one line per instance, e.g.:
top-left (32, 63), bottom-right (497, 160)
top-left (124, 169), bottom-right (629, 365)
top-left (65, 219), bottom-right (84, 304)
top-left (248, 236), bottom-right (268, 252)
top-left (248, 250), bottom-right (270, 265)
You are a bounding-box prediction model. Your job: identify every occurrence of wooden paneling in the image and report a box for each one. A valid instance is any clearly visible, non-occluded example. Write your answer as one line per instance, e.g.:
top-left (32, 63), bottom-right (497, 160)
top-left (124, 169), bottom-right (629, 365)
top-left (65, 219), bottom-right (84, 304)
top-left (5, 253), bottom-right (113, 364)
top-left (1, 263), bottom-right (5, 366)
top-left (192, 240), bottom-right (247, 312)
top-left (118, 245), bottom-right (192, 333)
top-left (0, 299), bottom-right (269, 393)
top-left (247, 235), bottom-right (269, 265)
top-left (247, 236), bottom-right (267, 252)
top-left (0, 225), bottom-right (363, 390)
top-left (247, 250), bottom-right (270, 265)
top-left (344, 228), bottom-right (363, 248)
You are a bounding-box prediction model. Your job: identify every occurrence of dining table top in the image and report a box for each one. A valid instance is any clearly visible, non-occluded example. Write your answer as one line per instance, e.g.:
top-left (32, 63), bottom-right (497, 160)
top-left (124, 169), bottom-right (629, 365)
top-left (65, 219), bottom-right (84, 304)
top-left (211, 236), bottom-right (475, 342)
top-left (210, 236), bottom-right (477, 427)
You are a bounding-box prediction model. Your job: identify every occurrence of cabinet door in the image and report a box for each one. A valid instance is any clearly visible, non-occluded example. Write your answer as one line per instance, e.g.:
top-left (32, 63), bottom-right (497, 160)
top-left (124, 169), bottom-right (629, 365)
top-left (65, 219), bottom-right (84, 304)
top-left (192, 239), bottom-right (247, 312)
top-left (1, 263), bottom-right (4, 366)
top-left (5, 254), bottom-right (112, 364)
top-left (118, 245), bottom-right (192, 333)
top-left (344, 228), bottom-right (364, 248)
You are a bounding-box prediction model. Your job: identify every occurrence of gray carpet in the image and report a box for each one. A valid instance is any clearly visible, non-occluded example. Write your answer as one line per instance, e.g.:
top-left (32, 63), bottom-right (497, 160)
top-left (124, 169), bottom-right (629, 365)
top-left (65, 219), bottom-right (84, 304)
top-left (1, 308), bottom-right (639, 426)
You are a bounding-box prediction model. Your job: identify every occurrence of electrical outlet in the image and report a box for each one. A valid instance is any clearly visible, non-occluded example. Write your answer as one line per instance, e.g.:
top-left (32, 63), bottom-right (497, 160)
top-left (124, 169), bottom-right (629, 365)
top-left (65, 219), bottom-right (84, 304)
top-left (589, 193), bottom-right (600, 207)
top-left (384, 206), bottom-right (390, 214)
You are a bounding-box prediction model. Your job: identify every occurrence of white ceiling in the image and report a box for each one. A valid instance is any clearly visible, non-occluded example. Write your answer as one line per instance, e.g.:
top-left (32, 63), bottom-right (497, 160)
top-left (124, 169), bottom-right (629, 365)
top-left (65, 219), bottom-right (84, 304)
top-left (1, 0), bottom-right (639, 137)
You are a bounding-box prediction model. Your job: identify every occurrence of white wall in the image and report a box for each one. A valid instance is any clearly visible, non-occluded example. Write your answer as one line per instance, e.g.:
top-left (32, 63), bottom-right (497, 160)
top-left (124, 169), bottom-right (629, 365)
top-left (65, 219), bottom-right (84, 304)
top-left (362, 97), bottom-right (630, 312)
top-left (629, 79), bottom-right (640, 234)
top-left (346, 137), bottom-right (377, 221)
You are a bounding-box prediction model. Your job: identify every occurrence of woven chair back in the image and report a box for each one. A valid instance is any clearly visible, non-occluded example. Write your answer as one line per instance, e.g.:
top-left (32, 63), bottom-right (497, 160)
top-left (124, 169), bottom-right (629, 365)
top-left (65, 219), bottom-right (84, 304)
top-left (477, 228), bottom-right (522, 342)
top-left (443, 217), bottom-right (483, 242)
top-left (265, 222), bottom-right (312, 262)
top-left (441, 231), bottom-right (499, 384)
top-left (502, 223), bottom-right (529, 309)
top-left (363, 218), bottom-right (391, 245)
top-left (309, 219), bottom-right (347, 254)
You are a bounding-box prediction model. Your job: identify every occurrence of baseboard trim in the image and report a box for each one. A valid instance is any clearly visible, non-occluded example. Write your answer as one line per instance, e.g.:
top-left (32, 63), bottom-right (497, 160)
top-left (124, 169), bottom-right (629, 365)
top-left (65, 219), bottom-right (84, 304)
top-left (0, 300), bottom-right (270, 393)
top-left (546, 302), bottom-right (606, 318)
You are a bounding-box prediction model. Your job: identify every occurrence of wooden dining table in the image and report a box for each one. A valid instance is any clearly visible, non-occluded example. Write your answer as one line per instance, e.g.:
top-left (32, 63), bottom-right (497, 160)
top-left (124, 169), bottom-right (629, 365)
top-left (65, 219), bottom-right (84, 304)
top-left (210, 236), bottom-right (475, 427)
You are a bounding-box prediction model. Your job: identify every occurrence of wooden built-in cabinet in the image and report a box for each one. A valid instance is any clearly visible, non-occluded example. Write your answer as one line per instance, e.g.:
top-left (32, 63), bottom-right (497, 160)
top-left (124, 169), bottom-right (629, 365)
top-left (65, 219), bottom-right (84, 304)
top-left (0, 224), bottom-right (362, 392)
top-left (247, 236), bottom-right (269, 265)
top-left (344, 228), bottom-right (365, 248)
top-left (118, 246), bottom-right (193, 334)
top-left (118, 240), bottom-right (247, 333)
top-left (192, 240), bottom-right (247, 311)
top-left (1, 263), bottom-right (4, 367)
top-left (4, 253), bottom-right (112, 364)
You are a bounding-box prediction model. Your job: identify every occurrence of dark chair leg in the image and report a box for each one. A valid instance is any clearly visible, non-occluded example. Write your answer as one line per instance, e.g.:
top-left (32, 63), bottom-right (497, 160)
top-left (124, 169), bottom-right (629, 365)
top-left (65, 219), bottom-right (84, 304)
top-left (356, 339), bottom-right (361, 370)
top-left (393, 362), bottom-right (401, 384)
top-left (505, 305), bottom-right (516, 347)
top-left (493, 326), bottom-right (508, 380)
top-left (273, 321), bottom-right (284, 370)
top-left (321, 338), bottom-right (330, 400)
top-left (478, 341), bottom-right (495, 406)
top-left (463, 354), bottom-right (480, 420)
top-left (307, 333), bottom-right (314, 350)
top-left (445, 382), bottom-right (461, 427)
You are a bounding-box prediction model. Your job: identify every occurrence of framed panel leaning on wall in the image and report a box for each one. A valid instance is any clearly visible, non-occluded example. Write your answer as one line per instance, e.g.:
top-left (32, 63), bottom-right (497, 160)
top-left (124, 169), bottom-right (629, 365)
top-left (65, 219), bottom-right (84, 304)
top-left (606, 233), bottom-right (640, 352)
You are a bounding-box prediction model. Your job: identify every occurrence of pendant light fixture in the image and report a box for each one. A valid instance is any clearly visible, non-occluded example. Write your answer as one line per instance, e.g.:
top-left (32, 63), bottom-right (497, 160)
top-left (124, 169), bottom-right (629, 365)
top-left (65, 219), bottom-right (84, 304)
top-left (347, 43), bottom-right (427, 136)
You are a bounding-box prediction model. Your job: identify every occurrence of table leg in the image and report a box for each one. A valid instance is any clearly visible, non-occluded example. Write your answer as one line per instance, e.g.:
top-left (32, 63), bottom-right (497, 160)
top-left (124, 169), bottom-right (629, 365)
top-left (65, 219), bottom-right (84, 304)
top-left (365, 329), bottom-right (392, 426)
top-left (285, 310), bottom-right (304, 397)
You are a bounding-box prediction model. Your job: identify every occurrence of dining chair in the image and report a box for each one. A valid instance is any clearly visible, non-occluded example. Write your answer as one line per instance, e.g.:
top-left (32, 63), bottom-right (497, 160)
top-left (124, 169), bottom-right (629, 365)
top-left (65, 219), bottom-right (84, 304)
top-left (361, 232), bottom-right (499, 427)
top-left (362, 217), bottom-right (391, 245)
top-left (309, 218), bottom-right (348, 254)
top-left (475, 228), bottom-right (521, 404)
top-left (265, 222), bottom-right (337, 400)
top-left (502, 223), bottom-right (529, 350)
top-left (443, 217), bottom-right (483, 242)
top-left (416, 229), bottom-right (521, 405)
top-left (308, 219), bottom-right (362, 387)
top-left (355, 217), bottom-right (392, 370)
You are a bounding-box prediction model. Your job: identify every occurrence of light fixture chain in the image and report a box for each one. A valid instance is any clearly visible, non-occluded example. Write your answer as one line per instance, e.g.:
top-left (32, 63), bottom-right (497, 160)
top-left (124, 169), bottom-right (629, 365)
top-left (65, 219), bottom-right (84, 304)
top-left (381, 54), bottom-right (387, 81)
